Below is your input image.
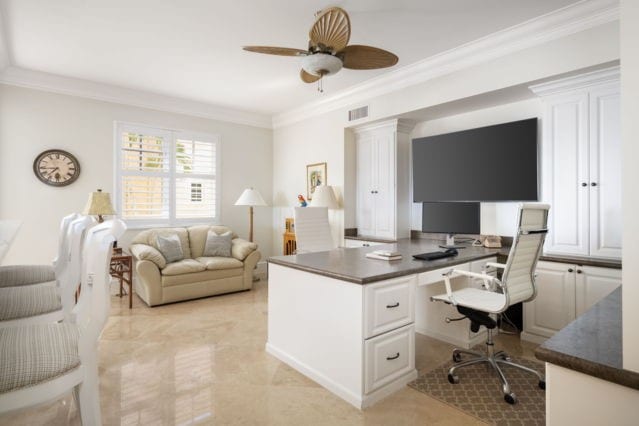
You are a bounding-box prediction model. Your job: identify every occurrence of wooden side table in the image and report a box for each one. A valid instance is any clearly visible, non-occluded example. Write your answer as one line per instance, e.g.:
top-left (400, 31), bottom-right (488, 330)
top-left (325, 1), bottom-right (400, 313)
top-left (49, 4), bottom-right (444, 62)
top-left (110, 252), bottom-right (133, 309)
top-left (283, 232), bottom-right (296, 255)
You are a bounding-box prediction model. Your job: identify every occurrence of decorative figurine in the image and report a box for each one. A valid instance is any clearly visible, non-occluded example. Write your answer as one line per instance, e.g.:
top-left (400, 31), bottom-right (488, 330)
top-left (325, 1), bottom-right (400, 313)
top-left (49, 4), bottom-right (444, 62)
top-left (297, 194), bottom-right (308, 207)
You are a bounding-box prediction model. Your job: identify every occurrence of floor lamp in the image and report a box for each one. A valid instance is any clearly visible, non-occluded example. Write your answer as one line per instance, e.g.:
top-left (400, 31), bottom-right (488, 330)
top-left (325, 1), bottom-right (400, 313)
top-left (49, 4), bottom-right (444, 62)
top-left (234, 188), bottom-right (267, 243)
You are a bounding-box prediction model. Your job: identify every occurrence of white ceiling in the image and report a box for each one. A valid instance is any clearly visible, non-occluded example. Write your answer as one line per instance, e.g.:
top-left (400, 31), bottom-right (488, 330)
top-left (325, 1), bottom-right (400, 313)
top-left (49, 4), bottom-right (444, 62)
top-left (1, 0), bottom-right (580, 116)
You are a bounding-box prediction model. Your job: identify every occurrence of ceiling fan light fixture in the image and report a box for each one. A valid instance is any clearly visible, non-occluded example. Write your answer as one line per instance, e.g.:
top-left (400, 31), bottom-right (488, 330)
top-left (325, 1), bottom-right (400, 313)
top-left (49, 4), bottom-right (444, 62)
top-left (301, 53), bottom-right (343, 77)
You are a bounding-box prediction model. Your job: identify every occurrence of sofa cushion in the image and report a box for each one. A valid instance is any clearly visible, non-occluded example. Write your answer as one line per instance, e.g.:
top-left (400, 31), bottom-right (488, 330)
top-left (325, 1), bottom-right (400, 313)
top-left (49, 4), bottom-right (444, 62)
top-left (231, 239), bottom-right (258, 261)
top-left (131, 228), bottom-right (192, 259)
top-left (188, 225), bottom-right (237, 258)
top-left (203, 231), bottom-right (232, 257)
top-left (156, 234), bottom-right (184, 263)
top-left (0, 323), bottom-right (80, 393)
top-left (162, 268), bottom-right (243, 287)
top-left (0, 265), bottom-right (56, 288)
top-left (196, 256), bottom-right (243, 270)
top-left (161, 259), bottom-right (206, 276)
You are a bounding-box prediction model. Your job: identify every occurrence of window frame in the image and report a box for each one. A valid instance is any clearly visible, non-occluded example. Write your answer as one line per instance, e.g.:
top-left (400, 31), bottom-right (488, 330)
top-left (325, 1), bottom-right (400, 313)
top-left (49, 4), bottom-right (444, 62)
top-left (114, 122), bottom-right (222, 228)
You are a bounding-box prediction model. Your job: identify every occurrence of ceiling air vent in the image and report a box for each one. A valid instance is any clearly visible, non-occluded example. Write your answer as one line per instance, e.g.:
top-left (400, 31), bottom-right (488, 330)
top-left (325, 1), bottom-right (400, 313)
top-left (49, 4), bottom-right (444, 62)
top-left (348, 106), bottom-right (369, 122)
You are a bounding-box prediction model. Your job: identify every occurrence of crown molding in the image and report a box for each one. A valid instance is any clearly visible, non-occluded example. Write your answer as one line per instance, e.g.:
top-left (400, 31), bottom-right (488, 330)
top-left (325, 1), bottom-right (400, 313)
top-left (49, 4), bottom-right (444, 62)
top-left (351, 118), bottom-right (415, 134)
top-left (529, 65), bottom-right (619, 96)
top-left (272, 0), bottom-right (619, 129)
top-left (0, 66), bottom-right (273, 129)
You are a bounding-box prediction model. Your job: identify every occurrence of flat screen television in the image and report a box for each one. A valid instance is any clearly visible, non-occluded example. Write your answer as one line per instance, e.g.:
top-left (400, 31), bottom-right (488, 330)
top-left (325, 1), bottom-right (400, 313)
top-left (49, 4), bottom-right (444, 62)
top-left (412, 118), bottom-right (538, 202)
top-left (422, 202), bottom-right (480, 235)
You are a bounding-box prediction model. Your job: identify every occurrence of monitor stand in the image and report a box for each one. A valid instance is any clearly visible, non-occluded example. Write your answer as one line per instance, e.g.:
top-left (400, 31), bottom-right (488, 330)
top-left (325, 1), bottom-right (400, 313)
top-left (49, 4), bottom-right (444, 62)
top-left (438, 234), bottom-right (467, 250)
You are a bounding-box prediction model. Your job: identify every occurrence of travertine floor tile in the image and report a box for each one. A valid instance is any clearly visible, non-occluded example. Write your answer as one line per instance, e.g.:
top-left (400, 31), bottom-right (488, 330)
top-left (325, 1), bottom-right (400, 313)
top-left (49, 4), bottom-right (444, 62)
top-left (0, 279), bottom-right (536, 425)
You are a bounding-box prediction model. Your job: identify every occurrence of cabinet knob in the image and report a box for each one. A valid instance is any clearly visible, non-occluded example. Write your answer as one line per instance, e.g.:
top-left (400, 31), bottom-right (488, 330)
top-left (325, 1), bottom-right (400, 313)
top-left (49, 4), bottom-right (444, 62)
top-left (370, 190), bottom-right (374, 194)
top-left (363, 243), bottom-right (370, 247)
top-left (568, 268), bottom-right (574, 272)
top-left (581, 182), bottom-right (587, 187)
top-left (577, 269), bottom-right (583, 274)
top-left (591, 182), bottom-right (597, 187)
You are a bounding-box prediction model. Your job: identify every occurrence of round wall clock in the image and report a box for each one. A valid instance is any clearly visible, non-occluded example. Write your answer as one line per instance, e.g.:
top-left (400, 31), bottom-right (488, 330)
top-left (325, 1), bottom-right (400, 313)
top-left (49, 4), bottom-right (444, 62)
top-left (33, 149), bottom-right (81, 187)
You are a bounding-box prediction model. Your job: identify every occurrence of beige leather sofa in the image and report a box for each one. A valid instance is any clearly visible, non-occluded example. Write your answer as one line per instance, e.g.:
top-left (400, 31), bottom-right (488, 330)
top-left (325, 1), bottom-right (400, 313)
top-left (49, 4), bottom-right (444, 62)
top-left (130, 225), bottom-right (260, 306)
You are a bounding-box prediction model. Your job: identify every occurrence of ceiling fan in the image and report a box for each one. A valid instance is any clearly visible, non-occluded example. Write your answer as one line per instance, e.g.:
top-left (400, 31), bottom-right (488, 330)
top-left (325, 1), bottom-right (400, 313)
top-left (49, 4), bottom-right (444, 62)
top-left (243, 7), bottom-right (399, 92)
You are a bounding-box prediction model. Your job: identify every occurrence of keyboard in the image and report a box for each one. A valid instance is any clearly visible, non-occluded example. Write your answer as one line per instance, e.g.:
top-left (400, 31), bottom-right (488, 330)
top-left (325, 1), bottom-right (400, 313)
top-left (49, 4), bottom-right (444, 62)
top-left (412, 248), bottom-right (459, 261)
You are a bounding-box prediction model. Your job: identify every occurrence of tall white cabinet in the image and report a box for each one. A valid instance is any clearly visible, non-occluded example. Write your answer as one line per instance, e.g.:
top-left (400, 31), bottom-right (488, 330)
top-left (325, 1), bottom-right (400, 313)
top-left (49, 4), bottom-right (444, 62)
top-left (530, 67), bottom-right (621, 259)
top-left (354, 119), bottom-right (412, 240)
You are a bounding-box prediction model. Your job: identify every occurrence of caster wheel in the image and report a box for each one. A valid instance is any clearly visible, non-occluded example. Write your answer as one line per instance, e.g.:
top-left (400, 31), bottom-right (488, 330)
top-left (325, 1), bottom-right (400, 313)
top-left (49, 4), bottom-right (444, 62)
top-left (504, 393), bottom-right (518, 405)
top-left (452, 352), bottom-right (462, 363)
top-left (539, 380), bottom-right (546, 390)
top-left (447, 373), bottom-right (459, 384)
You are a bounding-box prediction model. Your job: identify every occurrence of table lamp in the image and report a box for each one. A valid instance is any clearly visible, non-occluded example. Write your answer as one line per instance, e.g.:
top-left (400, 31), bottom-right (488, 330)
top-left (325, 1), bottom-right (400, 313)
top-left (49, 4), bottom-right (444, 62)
top-left (83, 189), bottom-right (116, 223)
top-left (310, 185), bottom-right (338, 209)
top-left (235, 188), bottom-right (267, 242)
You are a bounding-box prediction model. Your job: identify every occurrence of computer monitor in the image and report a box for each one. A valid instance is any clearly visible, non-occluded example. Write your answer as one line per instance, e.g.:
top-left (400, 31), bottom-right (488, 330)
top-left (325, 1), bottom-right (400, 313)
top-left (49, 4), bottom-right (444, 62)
top-left (422, 202), bottom-right (480, 248)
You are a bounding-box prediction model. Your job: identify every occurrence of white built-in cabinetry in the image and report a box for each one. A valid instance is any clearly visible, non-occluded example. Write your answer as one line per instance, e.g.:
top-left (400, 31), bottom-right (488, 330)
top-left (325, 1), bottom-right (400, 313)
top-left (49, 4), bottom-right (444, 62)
top-left (530, 67), bottom-right (621, 259)
top-left (522, 260), bottom-right (621, 343)
top-left (354, 119), bottom-right (412, 240)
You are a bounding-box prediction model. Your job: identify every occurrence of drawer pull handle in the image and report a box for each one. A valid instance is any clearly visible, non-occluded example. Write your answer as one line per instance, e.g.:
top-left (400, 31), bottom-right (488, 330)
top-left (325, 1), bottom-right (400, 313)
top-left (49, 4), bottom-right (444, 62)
top-left (386, 302), bottom-right (400, 309)
top-left (386, 352), bottom-right (400, 361)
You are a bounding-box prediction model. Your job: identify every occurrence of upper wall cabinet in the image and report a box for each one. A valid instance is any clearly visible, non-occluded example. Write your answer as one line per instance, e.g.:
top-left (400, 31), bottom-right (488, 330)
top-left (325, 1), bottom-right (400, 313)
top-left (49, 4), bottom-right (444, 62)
top-left (530, 67), bottom-right (621, 259)
top-left (354, 119), bottom-right (413, 240)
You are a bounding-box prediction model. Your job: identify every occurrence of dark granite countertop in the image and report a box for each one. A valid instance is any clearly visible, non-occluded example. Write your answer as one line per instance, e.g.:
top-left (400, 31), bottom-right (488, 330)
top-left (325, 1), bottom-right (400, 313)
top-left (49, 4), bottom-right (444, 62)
top-left (343, 235), bottom-right (397, 243)
top-left (536, 288), bottom-right (639, 390)
top-left (268, 239), bottom-right (500, 284)
top-left (496, 248), bottom-right (621, 269)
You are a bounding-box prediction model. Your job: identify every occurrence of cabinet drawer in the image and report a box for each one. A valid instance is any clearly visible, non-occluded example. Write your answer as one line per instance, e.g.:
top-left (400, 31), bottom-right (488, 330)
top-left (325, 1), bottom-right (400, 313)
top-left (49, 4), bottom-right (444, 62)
top-left (344, 239), bottom-right (386, 248)
top-left (364, 276), bottom-right (415, 339)
top-left (364, 324), bottom-right (415, 394)
top-left (417, 262), bottom-right (470, 287)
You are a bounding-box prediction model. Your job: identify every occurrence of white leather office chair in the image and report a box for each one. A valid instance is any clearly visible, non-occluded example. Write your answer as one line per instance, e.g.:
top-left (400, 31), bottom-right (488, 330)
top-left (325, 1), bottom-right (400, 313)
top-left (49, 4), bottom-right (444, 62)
top-left (0, 213), bottom-right (79, 288)
top-left (0, 220), bottom-right (21, 263)
top-left (0, 219), bottom-right (126, 425)
top-left (0, 216), bottom-right (95, 327)
top-left (293, 207), bottom-right (335, 253)
top-left (431, 203), bottom-right (550, 404)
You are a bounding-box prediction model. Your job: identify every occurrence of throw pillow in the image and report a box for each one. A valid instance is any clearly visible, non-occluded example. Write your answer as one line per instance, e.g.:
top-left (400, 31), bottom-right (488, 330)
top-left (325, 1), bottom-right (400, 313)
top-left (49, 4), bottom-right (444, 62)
top-left (203, 230), bottom-right (232, 257)
top-left (156, 234), bottom-right (184, 263)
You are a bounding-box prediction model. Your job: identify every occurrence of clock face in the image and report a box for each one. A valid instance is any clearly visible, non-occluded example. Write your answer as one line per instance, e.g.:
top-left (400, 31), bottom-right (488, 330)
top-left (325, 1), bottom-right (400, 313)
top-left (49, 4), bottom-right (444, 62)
top-left (33, 150), bottom-right (81, 187)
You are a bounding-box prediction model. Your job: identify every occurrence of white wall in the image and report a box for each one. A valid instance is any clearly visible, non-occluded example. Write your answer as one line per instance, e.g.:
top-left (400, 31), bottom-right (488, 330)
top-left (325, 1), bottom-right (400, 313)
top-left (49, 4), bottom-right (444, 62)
top-left (621, 0), bottom-right (639, 373)
top-left (0, 84), bottom-right (273, 265)
top-left (272, 22), bottom-right (618, 250)
top-left (409, 98), bottom-right (543, 236)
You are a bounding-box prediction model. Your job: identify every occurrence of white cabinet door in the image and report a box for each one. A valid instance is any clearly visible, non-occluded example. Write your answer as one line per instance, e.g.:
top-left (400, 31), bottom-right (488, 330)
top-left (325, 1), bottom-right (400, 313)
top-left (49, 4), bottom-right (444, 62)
top-left (357, 135), bottom-right (376, 237)
top-left (542, 93), bottom-right (590, 256)
top-left (589, 84), bottom-right (622, 259)
top-left (524, 261), bottom-right (576, 338)
top-left (373, 129), bottom-right (396, 239)
top-left (575, 265), bottom-right (621, 316)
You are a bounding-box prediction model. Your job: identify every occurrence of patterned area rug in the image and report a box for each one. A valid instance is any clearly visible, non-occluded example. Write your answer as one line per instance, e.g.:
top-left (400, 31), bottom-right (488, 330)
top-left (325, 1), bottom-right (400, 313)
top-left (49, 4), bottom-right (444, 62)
top-left (409, 355), bottom-right (545, 426)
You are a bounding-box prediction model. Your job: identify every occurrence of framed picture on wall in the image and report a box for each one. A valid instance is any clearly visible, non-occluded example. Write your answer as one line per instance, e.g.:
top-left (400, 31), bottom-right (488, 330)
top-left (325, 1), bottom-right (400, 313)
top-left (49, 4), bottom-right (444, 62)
top-left (306, 162), bottom-right (327, 200)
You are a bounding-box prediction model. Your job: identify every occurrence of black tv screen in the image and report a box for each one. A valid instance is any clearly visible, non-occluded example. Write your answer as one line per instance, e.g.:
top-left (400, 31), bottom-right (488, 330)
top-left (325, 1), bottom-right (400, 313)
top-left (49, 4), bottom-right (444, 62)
top-left (412, 118), bottom-right (538, 202)
top-left (422, 202), bottom-right (480, 234)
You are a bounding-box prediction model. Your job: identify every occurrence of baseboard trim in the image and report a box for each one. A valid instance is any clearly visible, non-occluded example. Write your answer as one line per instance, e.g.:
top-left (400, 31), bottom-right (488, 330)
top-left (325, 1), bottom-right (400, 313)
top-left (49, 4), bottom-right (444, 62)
top-left (415, 326), bottom-right (487, 349)
top-left (520, 331), bottom-right (550, 345)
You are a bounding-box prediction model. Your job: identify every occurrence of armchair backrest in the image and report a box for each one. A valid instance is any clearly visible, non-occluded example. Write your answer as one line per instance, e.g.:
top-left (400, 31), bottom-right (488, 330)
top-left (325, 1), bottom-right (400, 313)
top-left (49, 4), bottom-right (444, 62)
top-left (60, 215), bottom-right (95, 317)
top-left (501, 203), bottom-right (550, 306)
top-left (0, 220), bottom-right (21, 263)
top-left (293, 207), bottom-right (334, 253)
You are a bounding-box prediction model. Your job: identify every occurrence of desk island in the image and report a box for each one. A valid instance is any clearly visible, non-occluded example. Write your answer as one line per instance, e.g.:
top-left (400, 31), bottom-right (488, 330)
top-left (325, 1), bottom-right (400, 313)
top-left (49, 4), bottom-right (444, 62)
top-left (267, 239), bottom-right (500, 409)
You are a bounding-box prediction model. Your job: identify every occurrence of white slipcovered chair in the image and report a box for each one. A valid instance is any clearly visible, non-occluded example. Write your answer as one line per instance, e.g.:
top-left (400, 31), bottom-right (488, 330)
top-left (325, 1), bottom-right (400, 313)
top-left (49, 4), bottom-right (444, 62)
top-left (293, 207), bottom-right (335, 253)
top-left (0, 220), bottom-right (21, 263)
top-left (0, 213), bottom-right (79, 288)
top-left (0, 219), bottom-right (126, 425)
top-left (0, 215), bottom-right (94, 327)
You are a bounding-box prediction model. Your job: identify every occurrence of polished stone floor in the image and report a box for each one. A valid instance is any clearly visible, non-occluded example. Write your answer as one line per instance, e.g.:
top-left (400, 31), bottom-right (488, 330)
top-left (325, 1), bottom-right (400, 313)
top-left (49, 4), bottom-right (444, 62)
top-left (1, 280), bottom-right (539, 425)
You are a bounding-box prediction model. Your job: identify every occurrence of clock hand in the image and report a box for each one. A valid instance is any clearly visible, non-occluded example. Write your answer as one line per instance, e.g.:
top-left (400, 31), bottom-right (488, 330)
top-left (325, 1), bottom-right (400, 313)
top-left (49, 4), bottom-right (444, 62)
top-left (46, 167), bottom-right (60, 177)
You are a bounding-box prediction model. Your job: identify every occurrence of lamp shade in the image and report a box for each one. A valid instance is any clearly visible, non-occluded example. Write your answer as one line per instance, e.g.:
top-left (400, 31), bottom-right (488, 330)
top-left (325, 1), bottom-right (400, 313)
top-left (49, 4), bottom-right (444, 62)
top-left (235, 188), bottom-right (267, 206)
top-left (83, 189), bottom-right (116, 216)
top-left (310, 185), bottom-right (338, 209)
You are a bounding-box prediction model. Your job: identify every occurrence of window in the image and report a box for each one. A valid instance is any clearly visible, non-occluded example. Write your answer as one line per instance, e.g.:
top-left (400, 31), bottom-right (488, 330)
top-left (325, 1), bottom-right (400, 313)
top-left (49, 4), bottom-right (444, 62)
top-left (115, 123), bottom-right (220, 227)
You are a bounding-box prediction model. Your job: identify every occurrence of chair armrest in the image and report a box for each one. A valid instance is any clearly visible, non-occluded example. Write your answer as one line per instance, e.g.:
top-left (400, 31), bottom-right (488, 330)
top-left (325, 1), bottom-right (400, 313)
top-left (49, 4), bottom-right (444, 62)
top-left (130, 244), bottom-right (166, 269)
top-left (231, 238), bottom-right (258, 261)
top-left (486, 262), bottom-right (506, 269)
